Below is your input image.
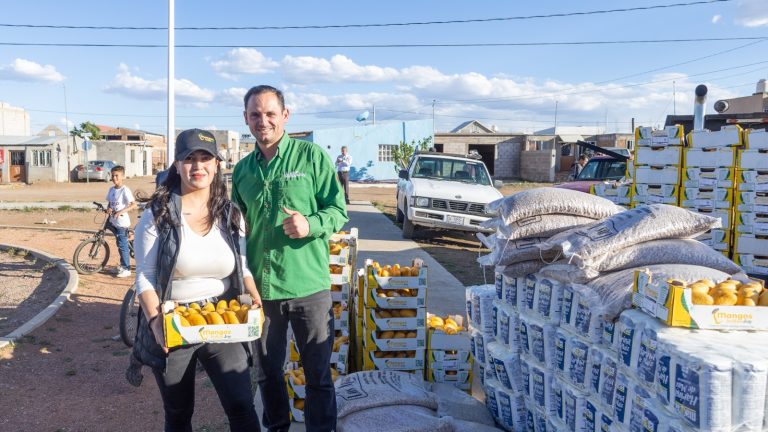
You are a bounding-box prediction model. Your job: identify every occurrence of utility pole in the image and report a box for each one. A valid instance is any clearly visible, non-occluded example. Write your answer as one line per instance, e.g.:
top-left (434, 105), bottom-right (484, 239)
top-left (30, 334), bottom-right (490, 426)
top-left (166, 0), bottom-right (175, 169)
top-left (553, 100), bottom-right (558, 152)
top-left (673, 81), bottom-right (677, 115)
top-left (432, 99), bottom-right (437, 136)
top-left (63, 83), bottom-right (71, 182)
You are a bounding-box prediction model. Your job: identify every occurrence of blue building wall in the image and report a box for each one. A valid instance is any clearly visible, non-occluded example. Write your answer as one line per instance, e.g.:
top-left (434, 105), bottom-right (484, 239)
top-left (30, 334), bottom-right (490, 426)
top-left (305, 119), bottom-right (433, 181)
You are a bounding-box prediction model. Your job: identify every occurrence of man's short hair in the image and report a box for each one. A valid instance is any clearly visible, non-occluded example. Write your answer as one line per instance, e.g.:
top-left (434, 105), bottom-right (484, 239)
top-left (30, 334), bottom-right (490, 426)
top-left (341, 146), bottom-right (348, 151)
top-left (111, 165), bottom-right (125, 174)
top-left (578, 154), bottom-right (588, 161)
top-left (243, 85), bottom-right (285, 111)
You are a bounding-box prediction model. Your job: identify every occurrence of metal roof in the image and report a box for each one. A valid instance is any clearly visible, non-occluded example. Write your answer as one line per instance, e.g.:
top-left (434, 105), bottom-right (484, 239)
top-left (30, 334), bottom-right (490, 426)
top-left (0, 135), bottom-right (65, 146)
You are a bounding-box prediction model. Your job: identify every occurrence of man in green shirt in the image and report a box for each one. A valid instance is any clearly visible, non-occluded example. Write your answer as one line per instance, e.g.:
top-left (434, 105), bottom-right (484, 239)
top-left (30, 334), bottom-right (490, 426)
top-left (232, 85), bottom-right (348, 432)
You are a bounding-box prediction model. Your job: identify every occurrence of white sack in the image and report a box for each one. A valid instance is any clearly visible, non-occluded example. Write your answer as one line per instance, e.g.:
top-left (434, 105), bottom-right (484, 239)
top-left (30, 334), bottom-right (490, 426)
top-left (482, 213), bottom-right (598, 241)
top-left (430, 382), bottom-right (496, 427)
top-left (478, 237), bottom-right (557, 267)
top-left (487, 187), bottom-right (623, 225)
top-left (337, 405), bottom-right (451, 432)
top-left (541, 204), bottom-right (721, 268)
top-left (335, 371), bottom-right (437, 418)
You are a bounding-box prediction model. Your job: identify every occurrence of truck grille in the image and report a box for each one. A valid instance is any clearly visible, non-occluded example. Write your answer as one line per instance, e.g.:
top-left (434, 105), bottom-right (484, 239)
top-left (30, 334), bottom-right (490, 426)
top-left (431, 199), bottom-right (486, 215)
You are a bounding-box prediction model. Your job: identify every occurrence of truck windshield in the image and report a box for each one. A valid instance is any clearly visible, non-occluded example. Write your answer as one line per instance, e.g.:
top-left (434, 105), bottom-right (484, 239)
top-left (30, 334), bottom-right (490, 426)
top-left (412, 157), bottom-right (491, 186)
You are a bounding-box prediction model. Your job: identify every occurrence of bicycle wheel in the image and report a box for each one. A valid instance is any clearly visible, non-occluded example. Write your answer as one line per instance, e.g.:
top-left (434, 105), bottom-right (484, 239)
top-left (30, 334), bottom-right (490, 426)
top-left (72, 237), bottom-right (110, 275)
top-left (119, 284), bottom-right (140, 347)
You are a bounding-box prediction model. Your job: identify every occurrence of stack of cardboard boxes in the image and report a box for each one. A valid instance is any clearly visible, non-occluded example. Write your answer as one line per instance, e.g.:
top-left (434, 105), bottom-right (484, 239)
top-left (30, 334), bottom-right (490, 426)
top-left (286, 228), bottom-right (358, 423)
top-left (426, 313), bottom-right (473, 392)
top-left (734, 129), bottom-right (768, 275)
top-left (630, 125), bottom-right (685, 208)
top-left (683, 125), bottom-right (741, 255)
top-left (361, 259), bottom-right (428, 375)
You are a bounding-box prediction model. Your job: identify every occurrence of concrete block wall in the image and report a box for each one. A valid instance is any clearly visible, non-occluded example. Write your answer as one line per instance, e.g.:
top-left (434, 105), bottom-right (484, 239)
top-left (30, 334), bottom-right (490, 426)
top-left (520, 149), bottom-right (556, 182)
top-left (496, 138), bottom-right (523, 179)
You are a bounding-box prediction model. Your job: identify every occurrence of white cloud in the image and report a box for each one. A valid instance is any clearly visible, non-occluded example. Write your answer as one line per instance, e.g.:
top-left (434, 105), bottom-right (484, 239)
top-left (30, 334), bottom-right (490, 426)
top-left (712, 14), bottom-right (722, 23)
top-left (59, 117), bottom-right (74, 130)
top-left (0, 58), bottom-right (64, 82)
top-left (104, 64), bottom-right (214, 103)
top-left (282, 54), bottom-right (399, 84)
top-left (211, 48), bottom-right (279, 79)
top-left (218, 87), bottom-right (249, 107)
top-left (735, 0), bottom-right (768, 27)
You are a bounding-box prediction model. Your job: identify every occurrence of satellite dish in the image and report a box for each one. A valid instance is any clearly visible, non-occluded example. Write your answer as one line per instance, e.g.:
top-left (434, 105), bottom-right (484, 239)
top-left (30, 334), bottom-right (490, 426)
top-left (356, 111), bottom-right (370, 122)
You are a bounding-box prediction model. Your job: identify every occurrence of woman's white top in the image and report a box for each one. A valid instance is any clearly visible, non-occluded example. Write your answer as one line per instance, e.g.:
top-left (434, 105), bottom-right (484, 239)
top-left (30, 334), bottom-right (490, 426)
top-left (134, 207), bottom-right (252, 303)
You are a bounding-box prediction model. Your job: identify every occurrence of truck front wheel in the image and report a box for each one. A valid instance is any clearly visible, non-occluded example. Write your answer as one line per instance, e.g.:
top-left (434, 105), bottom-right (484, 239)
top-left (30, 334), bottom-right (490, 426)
top-left (402, 204), bottom-right (415, 239)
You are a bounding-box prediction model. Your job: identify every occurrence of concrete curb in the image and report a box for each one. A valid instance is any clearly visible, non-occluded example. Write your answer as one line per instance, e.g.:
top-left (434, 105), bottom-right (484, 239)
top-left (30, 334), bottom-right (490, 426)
top-left (0, 244), bottom-right (79, 349)
top-left (0, 225), bottom-right (98, 235)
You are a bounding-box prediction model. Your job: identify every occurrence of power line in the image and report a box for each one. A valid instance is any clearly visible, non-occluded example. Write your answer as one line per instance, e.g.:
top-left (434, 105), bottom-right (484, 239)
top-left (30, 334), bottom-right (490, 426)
top-left (0, 1), bottom-right (732, 31)
top-left (2, 36), bottom-right (766, 49)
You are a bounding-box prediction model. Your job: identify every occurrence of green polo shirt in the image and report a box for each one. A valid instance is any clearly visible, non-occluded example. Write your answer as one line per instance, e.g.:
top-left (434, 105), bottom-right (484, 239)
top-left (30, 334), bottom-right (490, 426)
top-left (231, 133), bottom-right (349, 300)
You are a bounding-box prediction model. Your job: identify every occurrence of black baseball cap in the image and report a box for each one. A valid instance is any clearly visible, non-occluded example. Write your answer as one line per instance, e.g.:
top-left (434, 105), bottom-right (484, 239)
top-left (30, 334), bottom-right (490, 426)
top-left (174, 128), bottom-right (222, 161)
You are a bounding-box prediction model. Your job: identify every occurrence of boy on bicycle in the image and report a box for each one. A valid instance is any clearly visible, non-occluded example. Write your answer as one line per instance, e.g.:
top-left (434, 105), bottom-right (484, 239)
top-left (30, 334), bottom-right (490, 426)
top-left (106, 165), bottom-right (136, 278)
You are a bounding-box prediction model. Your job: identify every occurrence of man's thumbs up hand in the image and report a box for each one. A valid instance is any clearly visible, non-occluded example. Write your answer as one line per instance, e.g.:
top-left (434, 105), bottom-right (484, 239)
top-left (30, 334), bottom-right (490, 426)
top-left (282, 207), bottom-right (309, 239)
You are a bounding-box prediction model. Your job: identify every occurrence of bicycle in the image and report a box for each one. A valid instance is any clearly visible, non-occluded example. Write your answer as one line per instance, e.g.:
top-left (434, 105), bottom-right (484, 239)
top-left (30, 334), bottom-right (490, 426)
top-left (120, 283), bottom-right (140, 347)
top-left (72, 201), bottom-right (135, 275)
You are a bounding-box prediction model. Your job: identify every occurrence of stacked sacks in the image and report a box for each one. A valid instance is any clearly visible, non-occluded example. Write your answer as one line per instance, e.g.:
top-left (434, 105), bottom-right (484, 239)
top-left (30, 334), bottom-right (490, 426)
top-left (479, 187), bottom-right (624, 276)
top-left (334, 370), bottom-right (499, 432)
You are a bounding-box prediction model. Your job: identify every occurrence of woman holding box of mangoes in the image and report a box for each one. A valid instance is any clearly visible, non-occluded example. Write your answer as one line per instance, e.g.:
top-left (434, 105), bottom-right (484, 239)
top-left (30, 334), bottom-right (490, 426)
top-left (128, 129), bottom-right (262, 431)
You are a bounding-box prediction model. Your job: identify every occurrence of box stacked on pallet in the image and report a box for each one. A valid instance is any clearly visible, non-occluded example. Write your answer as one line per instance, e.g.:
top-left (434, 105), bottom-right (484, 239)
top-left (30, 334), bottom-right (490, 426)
top-left (734, 128), bottom-right (768, 275)
top-left (361, 259), bottom-right (427, 375)
top-left (426, 313), bottom-right (473, 392)
top-left (631, 126), bottom-right (685, 208)
top-left (684, 125), bottom-right (741, 255)
top-left (589, 181), bottom-right (631, 208)
top-left (284, 229), bottom-right (358, 422)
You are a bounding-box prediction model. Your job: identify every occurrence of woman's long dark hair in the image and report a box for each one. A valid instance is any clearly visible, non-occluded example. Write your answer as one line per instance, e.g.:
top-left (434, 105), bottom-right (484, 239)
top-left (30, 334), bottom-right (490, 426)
top-left (137, 163), bottom-right (242, 234)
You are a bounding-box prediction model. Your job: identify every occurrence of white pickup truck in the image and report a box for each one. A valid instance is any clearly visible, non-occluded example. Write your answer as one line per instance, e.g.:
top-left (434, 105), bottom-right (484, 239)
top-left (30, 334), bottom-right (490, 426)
top-left (395, 152), bottom-right (504, 238)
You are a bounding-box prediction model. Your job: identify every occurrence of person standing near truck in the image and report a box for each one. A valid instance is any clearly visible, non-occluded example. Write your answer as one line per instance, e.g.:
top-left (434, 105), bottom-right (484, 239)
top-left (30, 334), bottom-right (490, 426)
top-left (335, 146), bottom-right (352, 205)
top-left (232, 85), bottom-right (348, 432)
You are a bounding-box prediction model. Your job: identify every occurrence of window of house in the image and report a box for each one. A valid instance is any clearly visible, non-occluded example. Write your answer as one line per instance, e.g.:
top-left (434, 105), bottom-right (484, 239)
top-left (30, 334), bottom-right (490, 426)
top-left (127, 135), bottom-right (141, 141)
top-left (106, 135), bottom-right (121, 141)
top-left (130, 149), bottom-right (136, 163)
top-left (32, 150), bottom-right (52, 167)
top-left (378, 144), bottom-right (397, 162)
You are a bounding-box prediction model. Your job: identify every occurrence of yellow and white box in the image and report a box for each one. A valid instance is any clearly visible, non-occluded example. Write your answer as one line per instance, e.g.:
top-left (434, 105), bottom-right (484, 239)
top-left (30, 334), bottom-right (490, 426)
top-left (365, 285), bottom-right (427, 309)
top-left (745, 128), bottom-right (768, 150)
top-left (428, 349), bottom-right (472, 366)
top-left (734, 233), bottom-right (768, 257)
top-left (688, 124), bottom-right (743, 148)
top-left (738, 149), bottom-right (768, 170)
top-left (635, 146), bottom-right (683, 167)
top-left (735, 190), bottom-right (768, 208)
top-left (680, 187), bottom-right (733, 209)
top-left (735, 212), bottom-right (768, 235)
top-left (330, 266), bottom-right (352, 285)
top-left (734, 253), bottom-right (768, 275)
top-left (365, 308), bottom-right (425, 331)
top-left (634, 165), bottom-right (680, 185)
top-left (683, 167), bottom-right (735, 189)
top-left (631, 184), bottom-right (679, 205)
top-left (427, 368), bottom-right (472, 390)
top-left (363, 349), bottom-right (426, 370)
top-left (736, 170), bottom-right (768, 192)
top-left (636, 125), bottom-right (684, 147)
top-left (591, 183), bottom-right (631, 198)
top-left (330, 283), bottom-right (351, 302)
top-left (289, 398), bottom-right (305, 423)
top-left (328, 244), bottom-right (354, 266)
top-left (695, 228), bottom-right (730, 251)
top-left (162, 298), bottom-right (263, 348)
top-left (363, 328), bottom-right (426, 352)
top-left (369, 266), bottom-right (428, 289)
top-left (683, 207), bottom-right (731, 229)
top-left (632, 270), bottom-right (768, 330)
top-left (684, 147), bottom-right (737, 168)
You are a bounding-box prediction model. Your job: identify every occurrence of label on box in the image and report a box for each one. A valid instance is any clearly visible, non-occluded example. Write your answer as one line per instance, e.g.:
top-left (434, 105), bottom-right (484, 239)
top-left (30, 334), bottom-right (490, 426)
top-left (688, 125), bottom-right (742, 148)
top-left (684, 147), bottom-right (736, 168)
top-left (635, 166), bottom-right (680, 185)
top-left (738, 149), bottom-right (768, 170)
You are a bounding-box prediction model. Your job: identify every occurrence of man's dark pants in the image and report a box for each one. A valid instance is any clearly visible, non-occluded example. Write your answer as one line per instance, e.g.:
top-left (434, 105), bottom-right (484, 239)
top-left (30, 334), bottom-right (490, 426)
top-left (255, 290), bottom-right (336, 432)
top-left (337, 171), bottom-right (350, 204)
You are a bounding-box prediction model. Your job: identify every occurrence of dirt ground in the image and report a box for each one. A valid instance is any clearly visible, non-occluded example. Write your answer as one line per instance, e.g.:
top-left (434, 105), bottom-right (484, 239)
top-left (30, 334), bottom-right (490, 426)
top-left (0, 176), bottom-right (546, 431)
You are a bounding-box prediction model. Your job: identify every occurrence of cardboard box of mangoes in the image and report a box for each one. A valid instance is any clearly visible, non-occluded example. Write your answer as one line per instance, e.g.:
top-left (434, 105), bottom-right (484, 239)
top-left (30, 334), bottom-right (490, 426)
top-left (363, 348), bottom-right (426, 370)
top-left (632, 270), bottom-right (768, 330)
top-left (162, 295), bottom-right (263, 348)
top-left (427, 314), bottom-right (471, 350)
top-left (363, 328), bottom-right (426, 351)
top-left (364, 259), bottom-right (428, 289)
top-left (365, 308), bottom-right (426, 331)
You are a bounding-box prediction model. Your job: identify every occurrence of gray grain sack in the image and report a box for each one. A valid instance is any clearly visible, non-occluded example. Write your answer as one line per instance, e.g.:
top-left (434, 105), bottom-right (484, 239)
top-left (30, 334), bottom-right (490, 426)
top-left (430, 382), bottom-right (496, 426)
top-left (540, 204), bottom-right (721, 268)
top-left (584, 264), bottom-right (744, 320)
top-left (335, 371), bottom-right (437, 418)
top-left (539, 238), bottom-right (743, 283)
top-left (481, 213), bottom-right (598, 241)
top-left (338, 405), bottom-right (452, 432)
top-left (499, 260), bottom-right (549, 278)
top-left (477, 237), bottom-right (558, 267)
top-left (487, 187), bottom-right (623, 225)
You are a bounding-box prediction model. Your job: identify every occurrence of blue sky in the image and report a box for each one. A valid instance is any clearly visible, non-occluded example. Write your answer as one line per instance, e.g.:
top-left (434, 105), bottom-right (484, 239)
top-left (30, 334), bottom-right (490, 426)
top-left (1, 0), bottom-right (766, 137)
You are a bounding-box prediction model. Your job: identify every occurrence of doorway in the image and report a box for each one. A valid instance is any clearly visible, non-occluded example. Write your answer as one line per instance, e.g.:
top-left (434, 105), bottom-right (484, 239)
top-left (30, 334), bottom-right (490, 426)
top-left (10, 150), bottom-right (25, 182)
top-left (467, 144), bottom-right (495, 175)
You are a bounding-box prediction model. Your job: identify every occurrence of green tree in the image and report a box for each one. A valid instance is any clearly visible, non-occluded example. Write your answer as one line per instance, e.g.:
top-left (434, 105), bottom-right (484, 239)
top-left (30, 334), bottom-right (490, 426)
top-left (391, 136), bottom-right (432, 173)
top-left (70, 121), bottom-right (101, 140)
